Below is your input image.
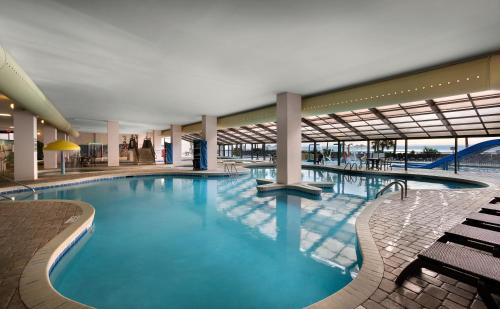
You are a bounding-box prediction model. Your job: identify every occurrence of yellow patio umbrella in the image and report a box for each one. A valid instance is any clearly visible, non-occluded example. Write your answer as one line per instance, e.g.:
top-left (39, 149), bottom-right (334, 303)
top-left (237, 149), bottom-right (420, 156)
top-left (44, 140), bottom-right (80, 175)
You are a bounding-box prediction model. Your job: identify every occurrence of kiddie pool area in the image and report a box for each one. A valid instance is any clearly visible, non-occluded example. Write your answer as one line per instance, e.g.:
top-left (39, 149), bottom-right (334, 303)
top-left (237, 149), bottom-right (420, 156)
top-left (11, 167), bottom-right (483, 309)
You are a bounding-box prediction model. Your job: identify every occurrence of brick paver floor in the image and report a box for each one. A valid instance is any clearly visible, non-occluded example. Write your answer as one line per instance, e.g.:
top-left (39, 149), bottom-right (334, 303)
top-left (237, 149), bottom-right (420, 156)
top-left (360, 189), bottom-right (500, 309)
top-left (0, 201), bottom-right (81, 309)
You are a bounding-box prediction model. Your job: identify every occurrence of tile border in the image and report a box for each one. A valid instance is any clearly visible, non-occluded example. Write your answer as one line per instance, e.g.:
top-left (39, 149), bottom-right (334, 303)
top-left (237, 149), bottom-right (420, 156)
top-left (0, 168), bottom-right (249, 196)
top-left (19, 200), bottom-right (95, 309)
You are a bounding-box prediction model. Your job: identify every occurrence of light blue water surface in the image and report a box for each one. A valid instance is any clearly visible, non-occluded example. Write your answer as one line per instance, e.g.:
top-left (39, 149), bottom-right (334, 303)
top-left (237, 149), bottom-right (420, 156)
top-left (16, 168), bottom-right (481, 309)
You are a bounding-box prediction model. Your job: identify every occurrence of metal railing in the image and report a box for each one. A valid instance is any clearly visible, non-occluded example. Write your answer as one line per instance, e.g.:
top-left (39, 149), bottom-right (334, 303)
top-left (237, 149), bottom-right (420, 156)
top-left (0, 193), bottom-right (14, 201)
top-left (0, 176), bottom-right (36, 193)
top-left (375, 179), bottom-right (408, 200)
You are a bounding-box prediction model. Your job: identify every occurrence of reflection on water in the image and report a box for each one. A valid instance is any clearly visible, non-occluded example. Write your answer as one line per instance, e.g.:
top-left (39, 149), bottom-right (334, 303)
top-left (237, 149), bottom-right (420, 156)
top-left (11, 168), bottom-right (479, 309)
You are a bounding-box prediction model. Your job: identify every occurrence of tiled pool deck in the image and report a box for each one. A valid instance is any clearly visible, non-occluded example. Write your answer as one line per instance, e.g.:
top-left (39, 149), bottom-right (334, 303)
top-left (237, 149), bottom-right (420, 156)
top-left (0, 164), bottom-right (499, 308)
top-left (0, 201), bottom-right (82, 309)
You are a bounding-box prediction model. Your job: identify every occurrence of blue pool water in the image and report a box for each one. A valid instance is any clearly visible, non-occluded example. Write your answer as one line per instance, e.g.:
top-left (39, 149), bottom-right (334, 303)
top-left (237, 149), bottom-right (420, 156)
top-left (16, 168), bottom-right (481, 308)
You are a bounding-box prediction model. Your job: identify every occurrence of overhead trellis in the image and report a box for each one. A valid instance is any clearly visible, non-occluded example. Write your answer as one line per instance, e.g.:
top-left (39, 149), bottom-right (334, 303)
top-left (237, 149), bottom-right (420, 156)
top-left (180, 90), bottom-right (500, 145)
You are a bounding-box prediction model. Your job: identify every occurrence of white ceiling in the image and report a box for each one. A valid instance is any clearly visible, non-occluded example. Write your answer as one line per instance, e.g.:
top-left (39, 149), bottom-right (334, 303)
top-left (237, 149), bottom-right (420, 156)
top-left (1, 0), bottom-right (500, 133)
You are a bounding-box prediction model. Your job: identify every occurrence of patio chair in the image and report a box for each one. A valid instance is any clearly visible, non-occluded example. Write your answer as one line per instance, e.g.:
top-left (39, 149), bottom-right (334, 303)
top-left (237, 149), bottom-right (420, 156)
top-left (482, 203), bottom-right (500, 215)
top-left (465, 213), bottom-right (500, 232)
top-left (442, 224), bottom-right (500, 257)
top-left (396, 241), bottom-right (500, 309)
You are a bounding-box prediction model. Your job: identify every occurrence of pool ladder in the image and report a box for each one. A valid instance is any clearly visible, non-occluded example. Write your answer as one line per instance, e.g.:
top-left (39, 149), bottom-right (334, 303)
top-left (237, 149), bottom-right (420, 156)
top-left (375, 180), bottom-right (408, 200)
top-left (223, 162), bottom-right (238, 177)
top-left (343, 162), bottom-right (359, 171)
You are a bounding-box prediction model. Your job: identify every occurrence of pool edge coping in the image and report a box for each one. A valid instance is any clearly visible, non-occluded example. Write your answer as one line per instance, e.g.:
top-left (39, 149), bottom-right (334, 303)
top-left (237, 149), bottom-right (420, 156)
top-left (19, 200), bottom-right (95, 309)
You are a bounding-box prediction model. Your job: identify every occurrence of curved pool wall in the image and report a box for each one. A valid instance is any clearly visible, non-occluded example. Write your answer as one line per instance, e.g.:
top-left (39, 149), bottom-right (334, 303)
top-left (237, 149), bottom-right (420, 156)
top-left (12, 168), bottom-right (483, 309)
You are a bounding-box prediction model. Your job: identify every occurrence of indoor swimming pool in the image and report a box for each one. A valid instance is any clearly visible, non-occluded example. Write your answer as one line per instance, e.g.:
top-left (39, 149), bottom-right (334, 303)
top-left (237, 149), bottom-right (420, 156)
top-left (15, 168), bottom-right (483, 309)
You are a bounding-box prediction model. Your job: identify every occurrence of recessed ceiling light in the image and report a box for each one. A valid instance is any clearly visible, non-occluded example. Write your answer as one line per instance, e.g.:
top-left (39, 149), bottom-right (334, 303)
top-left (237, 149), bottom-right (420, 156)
top-left (0, 113), bottom-right (11, 117)
top-left (9, 103), bottom-right (14, 109)
top-left (41, 119), bottom-right (45, 124)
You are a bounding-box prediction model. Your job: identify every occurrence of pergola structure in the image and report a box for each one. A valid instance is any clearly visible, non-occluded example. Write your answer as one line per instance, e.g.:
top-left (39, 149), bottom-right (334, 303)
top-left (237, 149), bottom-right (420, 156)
top-left (161, 53), bottom-right (500, 174)
top-left (179, 90), bottom-right (500, 172)
top-left (182, 90), bottom-right (500, 145)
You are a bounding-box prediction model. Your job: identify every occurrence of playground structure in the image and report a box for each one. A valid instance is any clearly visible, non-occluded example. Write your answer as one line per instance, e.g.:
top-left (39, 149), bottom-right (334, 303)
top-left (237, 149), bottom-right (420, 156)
top-left (126, 135), bottom-right (156, 164)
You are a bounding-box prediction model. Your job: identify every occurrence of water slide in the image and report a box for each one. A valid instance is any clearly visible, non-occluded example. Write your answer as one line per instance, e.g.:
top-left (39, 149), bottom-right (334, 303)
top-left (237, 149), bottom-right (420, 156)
top-left (412, 139), bottom-right (500, 169)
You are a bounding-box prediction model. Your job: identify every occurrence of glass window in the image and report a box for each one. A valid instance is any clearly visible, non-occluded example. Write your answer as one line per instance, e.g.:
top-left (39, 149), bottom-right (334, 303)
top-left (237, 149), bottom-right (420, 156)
top-left (434, 94), bottom-right (468, 102)
top-left (478, 107), bottom-right (500, 116)
top-left (443, 110), bottom-right (477, 118)
top-left (412, 114), bottom-right (438, 121)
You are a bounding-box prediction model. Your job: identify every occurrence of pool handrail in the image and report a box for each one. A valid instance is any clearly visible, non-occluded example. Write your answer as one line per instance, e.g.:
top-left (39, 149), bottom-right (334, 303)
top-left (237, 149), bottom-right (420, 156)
top-left (375, 179), bottom-right (408, 200)
top-left (0, 175), bottom-right (36, 194)
top-left (343, 162), bottom-right (359, 171)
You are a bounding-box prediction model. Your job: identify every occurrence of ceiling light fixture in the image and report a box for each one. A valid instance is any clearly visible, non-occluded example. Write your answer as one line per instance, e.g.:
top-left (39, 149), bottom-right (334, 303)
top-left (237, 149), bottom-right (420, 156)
top-left (9, 103), bottom-right (14, 109)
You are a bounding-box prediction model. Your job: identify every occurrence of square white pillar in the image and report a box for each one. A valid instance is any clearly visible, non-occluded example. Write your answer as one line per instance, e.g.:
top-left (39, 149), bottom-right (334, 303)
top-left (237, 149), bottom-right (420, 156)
top-left (137, 133), bottom-right (146, 148)
top-left (170, 125), bottom-right (182, 165)
top-left (276, 92), bottom-right (302, 185)
top-left (201, 115), bottom-right (217, 170)
top-left (43, 125), bottom-right (57, 169)
top-left (152, 130), bottom-right (162, 163)
top-left (107, 121), bottom-right (119, 167)
top-left (13, 110), bottom-right (37, 181)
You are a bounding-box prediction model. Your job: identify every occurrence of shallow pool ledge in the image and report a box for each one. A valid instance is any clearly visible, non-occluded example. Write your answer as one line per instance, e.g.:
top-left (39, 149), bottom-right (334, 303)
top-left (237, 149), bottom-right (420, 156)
top-left (307, 194), bottom-right (386, 309)
top-left (19, 200), bottom-right (95, 309)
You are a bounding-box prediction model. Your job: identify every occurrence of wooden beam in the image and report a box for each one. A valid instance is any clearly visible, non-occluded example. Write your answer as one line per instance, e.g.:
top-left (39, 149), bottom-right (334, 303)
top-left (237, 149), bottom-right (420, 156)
top-left (228, 128), bottom-right (262, 144)
top-left (328, 114), bottom-right (367, 139)
top-left (426, 99), bottom-right (457, 136)
top-left (241, 126), bottom-right (275, 143)
top-left (301, 118), bottom-right (339, 141)
top-left (369, 107), bottom-right (407, 139)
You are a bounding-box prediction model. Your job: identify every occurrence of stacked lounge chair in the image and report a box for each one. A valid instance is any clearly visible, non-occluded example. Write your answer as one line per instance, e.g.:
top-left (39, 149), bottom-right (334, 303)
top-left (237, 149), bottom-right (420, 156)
top-left (396, 197), bottom-right (500, 309)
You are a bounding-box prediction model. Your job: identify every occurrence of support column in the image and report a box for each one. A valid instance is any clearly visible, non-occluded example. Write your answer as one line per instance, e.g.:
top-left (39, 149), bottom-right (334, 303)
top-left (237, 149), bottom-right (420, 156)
top-left (338, 142), bottom-right (341, 166)
top-left (276, 92), bottom-right (301, 185)
top-left (201, 115), bottom-right (217, 170)
top-left (43, 125), bottom-right (57, 169)
top-left (13, 110), bottom-right (37, 181)
top-left (107, 121), bottom-right (119, 167)
top-left (170, 125), bottom-right (182, 165)
top-left (313, 142), bottom-right (317, 164)
top-left (366, 140), bottom-right (370, 169)
top-left (137, 133), bottom-right (146, 148)
top-left (404, 139), bottom-right (408, 171)
top-left (454, 137), bottom-right (458, 174)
